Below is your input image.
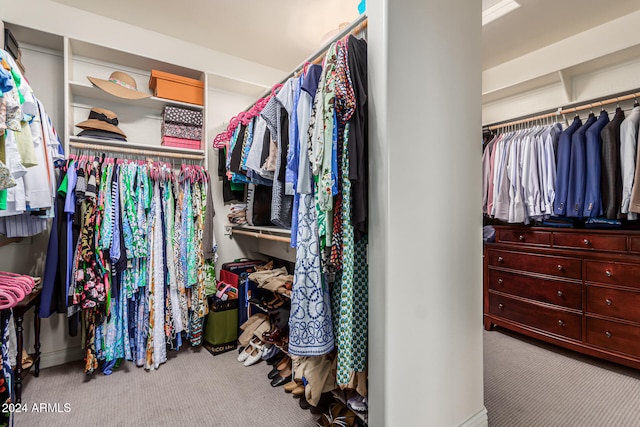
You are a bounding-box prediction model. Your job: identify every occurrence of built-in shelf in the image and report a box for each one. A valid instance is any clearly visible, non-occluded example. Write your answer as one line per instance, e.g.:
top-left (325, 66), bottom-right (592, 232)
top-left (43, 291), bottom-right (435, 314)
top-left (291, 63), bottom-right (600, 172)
top-left (69, 136), bottom-right (205, 159)
top-left (69, 81), bottom-right (204, 111)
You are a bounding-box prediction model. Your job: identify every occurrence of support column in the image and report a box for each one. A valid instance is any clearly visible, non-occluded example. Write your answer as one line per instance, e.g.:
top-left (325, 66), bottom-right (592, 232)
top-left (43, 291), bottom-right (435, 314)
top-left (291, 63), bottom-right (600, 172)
top-left (368, 1), bottom-right (486, 426)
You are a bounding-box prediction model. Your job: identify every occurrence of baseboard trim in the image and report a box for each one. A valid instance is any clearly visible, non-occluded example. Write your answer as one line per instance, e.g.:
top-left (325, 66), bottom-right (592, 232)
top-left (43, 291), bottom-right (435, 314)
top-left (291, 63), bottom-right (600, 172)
top-left (39, 347), bottom-right (84, 369)
top-left (459, 407), bottom-right (488, 427)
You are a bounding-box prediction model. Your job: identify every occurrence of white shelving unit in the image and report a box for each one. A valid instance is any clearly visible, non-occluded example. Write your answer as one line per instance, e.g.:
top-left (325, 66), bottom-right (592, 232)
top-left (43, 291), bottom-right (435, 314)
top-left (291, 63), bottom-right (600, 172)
top-left (64, 38), bottom-right (208, 162)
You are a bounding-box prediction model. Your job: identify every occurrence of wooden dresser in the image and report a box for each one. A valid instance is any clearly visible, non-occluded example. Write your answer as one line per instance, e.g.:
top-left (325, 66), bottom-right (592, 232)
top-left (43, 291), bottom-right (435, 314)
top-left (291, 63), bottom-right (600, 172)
top-left (484, 225), bottom-right (640, 369)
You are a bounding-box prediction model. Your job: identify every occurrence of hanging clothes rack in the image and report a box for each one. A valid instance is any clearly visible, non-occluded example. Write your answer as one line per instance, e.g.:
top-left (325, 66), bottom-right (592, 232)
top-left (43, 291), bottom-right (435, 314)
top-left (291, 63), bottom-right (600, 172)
top-left (487, 88), bottom-right (640, 131)
top-left (69, 141), bottom-right (205, 160)
top-left (242, 14), bottom-right (368, 113)
top-left (231, 229), bottom-right (291, 243)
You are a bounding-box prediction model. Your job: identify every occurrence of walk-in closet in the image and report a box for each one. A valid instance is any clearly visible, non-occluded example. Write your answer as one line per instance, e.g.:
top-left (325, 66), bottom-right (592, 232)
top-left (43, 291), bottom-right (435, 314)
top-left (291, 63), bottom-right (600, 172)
top-left (1, 1), bottom-right (640, 427)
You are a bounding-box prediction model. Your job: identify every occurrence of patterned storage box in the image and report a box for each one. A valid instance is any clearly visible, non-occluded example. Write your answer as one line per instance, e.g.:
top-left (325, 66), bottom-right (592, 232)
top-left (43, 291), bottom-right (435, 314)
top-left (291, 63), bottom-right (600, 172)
top-left (162, 105), bottom-right (203, 127)
top-left (161, 136), bottom-right (202, 150)
top-left (161, 122), bottom-right (202, 141)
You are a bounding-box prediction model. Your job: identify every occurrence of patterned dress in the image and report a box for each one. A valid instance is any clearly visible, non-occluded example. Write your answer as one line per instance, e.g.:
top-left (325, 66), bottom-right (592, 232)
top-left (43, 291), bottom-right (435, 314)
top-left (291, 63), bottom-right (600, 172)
top-left (289, 63), bottom-right (335, 356)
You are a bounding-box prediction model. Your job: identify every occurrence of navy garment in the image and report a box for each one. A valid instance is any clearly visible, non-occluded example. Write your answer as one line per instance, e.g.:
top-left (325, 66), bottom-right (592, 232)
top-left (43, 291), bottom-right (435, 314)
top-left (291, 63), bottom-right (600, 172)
top-left (566, 114), bottom-right (597, 217)
top-left (600, 108), bottom-right (626, 219)
top-left (40, 170), bottom-right (64, 318)
top-left (554, 117), bottom-right (583, 215)
top-left (583, 111), bottom-right (610, 217)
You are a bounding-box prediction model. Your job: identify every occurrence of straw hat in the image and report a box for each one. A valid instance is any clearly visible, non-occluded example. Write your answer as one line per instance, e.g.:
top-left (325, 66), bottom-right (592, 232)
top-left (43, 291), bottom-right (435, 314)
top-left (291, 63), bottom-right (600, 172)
top-left (75, 107), bottom-right (127, 138)
top-left (87, 71), bottom-right (151, 100)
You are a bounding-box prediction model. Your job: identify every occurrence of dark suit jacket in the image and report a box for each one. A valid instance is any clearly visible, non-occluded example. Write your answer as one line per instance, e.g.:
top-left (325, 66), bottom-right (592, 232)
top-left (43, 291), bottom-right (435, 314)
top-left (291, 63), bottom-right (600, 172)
top-left (566, 114), bottom-right (597, 217)
top-left (583, 111), bottom-right (610, 217)
top-left (600, 108), bottom-right (625, 219)
top-left (554, 117), bottom-right (582, 215)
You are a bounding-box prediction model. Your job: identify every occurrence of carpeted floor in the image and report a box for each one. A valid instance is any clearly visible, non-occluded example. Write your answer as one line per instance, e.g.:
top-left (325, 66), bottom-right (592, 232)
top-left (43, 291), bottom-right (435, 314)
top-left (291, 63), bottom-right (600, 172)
top-left (16, 347), bottom-right (319, 427)
top-left (14, 330), bottom-right (640, 426)
top-left (484, 328), bottom-right (640, 427)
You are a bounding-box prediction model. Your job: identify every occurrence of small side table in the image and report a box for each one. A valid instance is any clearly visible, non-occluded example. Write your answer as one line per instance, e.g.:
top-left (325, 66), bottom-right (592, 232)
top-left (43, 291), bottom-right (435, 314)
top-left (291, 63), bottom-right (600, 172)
top-left (12, 287), bottom-right (42, 404)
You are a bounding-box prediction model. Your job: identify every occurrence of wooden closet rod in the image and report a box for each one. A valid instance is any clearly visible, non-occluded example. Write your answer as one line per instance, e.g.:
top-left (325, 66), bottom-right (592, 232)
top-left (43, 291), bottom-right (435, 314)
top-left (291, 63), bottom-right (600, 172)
top-left (232, 229), bottom-right (292, 243)
top-left (487, 90), bottom-right (640, 131)
top-left (69, 142), bottom-right (205, 160)
top-left (244, 14), bottom-right (368, 111)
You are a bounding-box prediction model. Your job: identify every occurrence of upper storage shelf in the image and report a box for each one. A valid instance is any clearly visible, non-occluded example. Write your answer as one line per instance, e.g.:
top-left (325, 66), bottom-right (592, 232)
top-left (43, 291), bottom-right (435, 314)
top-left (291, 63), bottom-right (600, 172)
top-left (65, 38), bottom-right (207, 160)
top-left (69, 81), bottom-right (203, 111)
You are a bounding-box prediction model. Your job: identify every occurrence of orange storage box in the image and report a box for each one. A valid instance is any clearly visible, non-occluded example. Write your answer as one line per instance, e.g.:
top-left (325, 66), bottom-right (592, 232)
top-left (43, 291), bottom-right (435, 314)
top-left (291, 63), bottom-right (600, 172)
top-left (149, 70), bottom-right (204, 106)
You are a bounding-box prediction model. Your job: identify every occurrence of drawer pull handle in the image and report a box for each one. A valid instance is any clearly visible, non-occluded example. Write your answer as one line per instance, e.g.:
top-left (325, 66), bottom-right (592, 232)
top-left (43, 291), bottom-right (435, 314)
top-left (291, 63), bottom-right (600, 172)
top-left (605, 331), bottom-right (612, 338)
top-left (498, 257), bottom-right (504, 263)
top-left (498, 303), bottom-right (504, 310)
top-left (519, 235), bottom-right (525, 241)
top-left (557, 290), bottom-right (563, 297)
top-left (605, 270), bottom-right (612, 277)
top-left (583, 239), bottom-right (590, 245)
top-left (498, 279), bottom-right (503, 285)
top-left (558, 320), bottom-right (565, 327)
top-left (606, 298), bottom-right (613, 306)
top-left (557, 264), bottom-right (563, 271)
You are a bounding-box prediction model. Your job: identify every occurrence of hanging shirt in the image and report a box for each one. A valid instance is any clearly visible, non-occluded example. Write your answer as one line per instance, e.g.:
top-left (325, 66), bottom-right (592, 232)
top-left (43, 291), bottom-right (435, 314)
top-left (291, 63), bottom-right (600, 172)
top-left (619, 106), bottom-right (640, 219)
top-left (245, 116), bottom-right (268, 175)
top-left (285, 75), bottom-right (303, 196)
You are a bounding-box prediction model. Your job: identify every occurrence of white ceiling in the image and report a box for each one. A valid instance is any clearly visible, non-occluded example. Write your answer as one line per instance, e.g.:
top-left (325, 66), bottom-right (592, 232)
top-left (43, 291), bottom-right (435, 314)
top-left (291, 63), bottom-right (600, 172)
top-left (52, 0), bottom-right (360, 72)
top-left (482, 0), bottom-right (640, 70)
top-left (52, 0), bottom-right (640, 73)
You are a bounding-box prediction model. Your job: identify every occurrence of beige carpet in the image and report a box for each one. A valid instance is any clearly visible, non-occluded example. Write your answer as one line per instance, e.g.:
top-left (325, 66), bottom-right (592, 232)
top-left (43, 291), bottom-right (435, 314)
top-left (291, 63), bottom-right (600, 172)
top-left (16, 347), bottom-right (319, 427)
top-left (484, 329), bottom-right (640, 427)
top-left (15, 330), bottom-right (640, 426)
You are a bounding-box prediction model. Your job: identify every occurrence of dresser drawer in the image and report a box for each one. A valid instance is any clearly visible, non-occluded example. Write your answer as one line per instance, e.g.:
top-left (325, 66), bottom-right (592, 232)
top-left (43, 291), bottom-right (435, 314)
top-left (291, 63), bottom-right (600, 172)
top-left (586, 286), bottom-right (640, 323)
top-left (488, 293), bottom-right (581, 340)
top-left (489, 270), bottom-right (581, 310)
top-left (497, 229), bottom-right (551, 246)
top-left (585, 261), bottom-right (640, 289)
top-left (487, 249), bottom-right (582, 280)
top-left (553, 232), bottom-right (627, 252)
top-left (630, 237), bottom-right (640, 253)
top-left (586, 317), bottom-right (640, 356)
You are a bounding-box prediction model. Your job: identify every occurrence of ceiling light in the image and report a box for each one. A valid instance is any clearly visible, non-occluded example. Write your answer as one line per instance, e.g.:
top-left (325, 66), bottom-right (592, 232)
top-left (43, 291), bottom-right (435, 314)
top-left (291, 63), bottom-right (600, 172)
top-left (482, 0), bottom-right (520, 26)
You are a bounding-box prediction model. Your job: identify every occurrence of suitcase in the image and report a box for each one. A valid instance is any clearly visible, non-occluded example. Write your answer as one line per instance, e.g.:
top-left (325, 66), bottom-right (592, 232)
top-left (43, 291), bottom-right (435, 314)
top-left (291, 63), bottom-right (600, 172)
top-left (221, 259), bottom-right (265, 276)
top-left (221, 259), bottom-right (265, 333)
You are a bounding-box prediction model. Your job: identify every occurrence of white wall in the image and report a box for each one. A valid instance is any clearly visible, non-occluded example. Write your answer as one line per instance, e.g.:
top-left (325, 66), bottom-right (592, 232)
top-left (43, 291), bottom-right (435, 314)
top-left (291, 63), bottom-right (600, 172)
top-left (369, 0), bottom-right (486, 426)
top-left (482, 9), bottom-right (640, 125)
top-left (206, 87), bottom-right (258, 270)
top-left (1, 0), bottom-right (286, 93)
